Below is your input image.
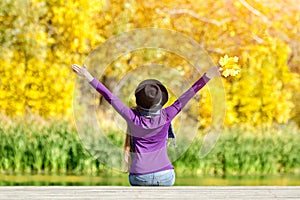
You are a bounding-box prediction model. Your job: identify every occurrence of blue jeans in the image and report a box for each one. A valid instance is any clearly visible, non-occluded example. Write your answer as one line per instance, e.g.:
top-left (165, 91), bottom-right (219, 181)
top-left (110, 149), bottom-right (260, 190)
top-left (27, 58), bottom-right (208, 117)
top-left (129, 169), bottom-right (175, 186)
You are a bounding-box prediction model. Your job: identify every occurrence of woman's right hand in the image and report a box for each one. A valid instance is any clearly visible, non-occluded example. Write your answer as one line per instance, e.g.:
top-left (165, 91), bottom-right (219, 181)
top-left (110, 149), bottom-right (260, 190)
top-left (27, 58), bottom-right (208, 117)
top-left (205, 66), bottom-right (221, 79)
top-left (72, 64), bottom-right (94, 82)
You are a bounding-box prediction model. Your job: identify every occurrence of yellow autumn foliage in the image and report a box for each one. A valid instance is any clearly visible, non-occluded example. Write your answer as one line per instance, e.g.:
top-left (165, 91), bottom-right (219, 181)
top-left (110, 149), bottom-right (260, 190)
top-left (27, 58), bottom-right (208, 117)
top-left (219, 55), bottom-right (241, 77)
top-left (0, 0), bottom-right (299, 128)
top-left (0, 0), bottom-right (104, 120)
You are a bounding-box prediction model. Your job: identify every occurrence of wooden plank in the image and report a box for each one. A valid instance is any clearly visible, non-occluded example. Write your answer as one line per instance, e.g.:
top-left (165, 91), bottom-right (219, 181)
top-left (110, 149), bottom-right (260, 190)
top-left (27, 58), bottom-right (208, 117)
top-left (0, 186), bottom-right (299, 200)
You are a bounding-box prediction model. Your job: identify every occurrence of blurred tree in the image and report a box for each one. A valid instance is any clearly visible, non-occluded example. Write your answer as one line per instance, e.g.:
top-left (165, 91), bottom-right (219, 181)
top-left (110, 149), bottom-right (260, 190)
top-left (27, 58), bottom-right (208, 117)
top-left (0, 0), bottom-right (105, 119)
top-left (0, 0), bottom-right (299, 127)
top-left (97, 0), bottom-right (300, 127)
top-left (0, 0), bottom-right (48, 116)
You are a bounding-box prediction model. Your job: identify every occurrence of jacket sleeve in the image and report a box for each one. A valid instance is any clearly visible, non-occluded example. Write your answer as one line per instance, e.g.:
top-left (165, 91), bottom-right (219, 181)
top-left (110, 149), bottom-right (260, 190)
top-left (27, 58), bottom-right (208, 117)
top-left (165, 73), bottom-right (210, 119)
top-left (89, 78), bottom-right (134, 121)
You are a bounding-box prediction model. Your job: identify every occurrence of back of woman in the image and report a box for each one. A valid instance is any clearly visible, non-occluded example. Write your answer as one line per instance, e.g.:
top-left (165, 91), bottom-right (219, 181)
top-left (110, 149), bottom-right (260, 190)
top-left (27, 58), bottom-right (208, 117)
top-left (72, 63), bottom-right (218, 186)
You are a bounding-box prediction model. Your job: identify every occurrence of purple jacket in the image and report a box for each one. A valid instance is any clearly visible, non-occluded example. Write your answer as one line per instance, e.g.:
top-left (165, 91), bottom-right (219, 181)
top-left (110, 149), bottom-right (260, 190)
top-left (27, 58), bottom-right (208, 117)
top-left (90, 74), bottom-right (210, 175)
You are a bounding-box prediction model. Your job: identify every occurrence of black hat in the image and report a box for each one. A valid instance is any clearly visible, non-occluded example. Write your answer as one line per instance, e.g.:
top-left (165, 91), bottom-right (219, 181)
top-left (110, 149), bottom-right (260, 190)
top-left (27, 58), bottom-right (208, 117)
top-left (135, 79), bottom-right (168, 110)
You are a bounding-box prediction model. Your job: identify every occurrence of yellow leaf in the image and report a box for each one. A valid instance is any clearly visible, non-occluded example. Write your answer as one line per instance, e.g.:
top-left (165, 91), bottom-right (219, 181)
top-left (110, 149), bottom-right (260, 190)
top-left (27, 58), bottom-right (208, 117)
top-left (219, 55), bottom-right (241, 77)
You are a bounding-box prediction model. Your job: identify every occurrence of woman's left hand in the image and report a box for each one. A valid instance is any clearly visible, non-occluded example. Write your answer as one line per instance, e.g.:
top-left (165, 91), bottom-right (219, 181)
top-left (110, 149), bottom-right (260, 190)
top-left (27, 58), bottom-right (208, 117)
top-left (72, 64), bottom-right (94, 82)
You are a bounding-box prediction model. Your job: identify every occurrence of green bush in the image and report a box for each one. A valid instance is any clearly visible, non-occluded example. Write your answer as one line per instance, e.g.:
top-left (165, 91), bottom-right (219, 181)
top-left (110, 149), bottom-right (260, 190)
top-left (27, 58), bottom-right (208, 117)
top-left (0, 122), bottom-right (105, 175)
top-left (0, 121), bottom-right (299, 176)
top-left (174, 125), bottom-right (300, 176)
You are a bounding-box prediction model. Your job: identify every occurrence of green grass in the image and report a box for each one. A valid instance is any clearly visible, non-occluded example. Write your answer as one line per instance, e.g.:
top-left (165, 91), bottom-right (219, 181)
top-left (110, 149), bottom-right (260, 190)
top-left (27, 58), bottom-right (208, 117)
top-left (0, 119), bottom-right (299, 176)
top-left (0, 122), bottom-right (106, 175)
top-left (174, 125), bottom-right (300, 176)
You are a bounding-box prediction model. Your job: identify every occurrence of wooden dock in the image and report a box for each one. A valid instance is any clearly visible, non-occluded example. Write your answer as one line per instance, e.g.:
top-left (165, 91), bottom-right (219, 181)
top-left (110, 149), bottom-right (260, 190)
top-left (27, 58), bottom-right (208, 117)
top-left (0, 186), bottom-right (299, 199)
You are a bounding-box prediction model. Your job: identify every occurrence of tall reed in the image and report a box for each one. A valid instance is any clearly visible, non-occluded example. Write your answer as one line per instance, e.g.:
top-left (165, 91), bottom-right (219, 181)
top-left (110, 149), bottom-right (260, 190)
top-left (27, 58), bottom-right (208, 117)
top-left (174, 125), bottom-right (300, 176)
top-left (0, 117), bottom-right (299, 176)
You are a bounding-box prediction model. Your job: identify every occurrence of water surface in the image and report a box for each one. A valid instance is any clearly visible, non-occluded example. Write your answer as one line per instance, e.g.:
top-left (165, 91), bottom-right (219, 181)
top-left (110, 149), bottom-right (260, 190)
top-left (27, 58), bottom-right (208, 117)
top-left (1, 174), bottom-right (299, 186)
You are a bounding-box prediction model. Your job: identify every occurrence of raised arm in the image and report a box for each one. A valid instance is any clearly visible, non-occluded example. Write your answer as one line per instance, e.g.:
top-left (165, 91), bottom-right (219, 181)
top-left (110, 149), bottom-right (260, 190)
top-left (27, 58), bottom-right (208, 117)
top-left (165, 67), bottom-right (220, 119)
top-left (72, 64), bottom-right (134, 121)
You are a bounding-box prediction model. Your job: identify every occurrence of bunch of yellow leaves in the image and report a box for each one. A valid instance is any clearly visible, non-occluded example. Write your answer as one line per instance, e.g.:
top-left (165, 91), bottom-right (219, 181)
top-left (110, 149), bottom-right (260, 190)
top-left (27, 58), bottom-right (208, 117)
top-left (218, 55), bottom-right (241, 77)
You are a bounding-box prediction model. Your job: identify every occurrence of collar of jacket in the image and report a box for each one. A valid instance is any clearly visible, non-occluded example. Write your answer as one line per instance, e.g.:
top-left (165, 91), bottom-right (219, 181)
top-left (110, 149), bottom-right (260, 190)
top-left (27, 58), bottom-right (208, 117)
top-left (138, 109), bottom-right (160, 118)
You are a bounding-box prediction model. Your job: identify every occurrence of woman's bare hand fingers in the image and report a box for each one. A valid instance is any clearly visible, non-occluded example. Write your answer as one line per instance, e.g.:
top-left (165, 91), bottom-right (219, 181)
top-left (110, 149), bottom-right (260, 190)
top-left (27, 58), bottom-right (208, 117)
top-left (71, 64), bottom-right (93, 81)
top-left (72, 64), bottom-right (83, 73)
top-left (72, 64), bottom-right (80, 70)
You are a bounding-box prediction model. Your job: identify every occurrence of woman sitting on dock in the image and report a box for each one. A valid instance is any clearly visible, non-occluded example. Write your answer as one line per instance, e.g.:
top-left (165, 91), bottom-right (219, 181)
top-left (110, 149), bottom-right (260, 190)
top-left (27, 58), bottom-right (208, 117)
top-left (72, 64), bottom-right (219, 186)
